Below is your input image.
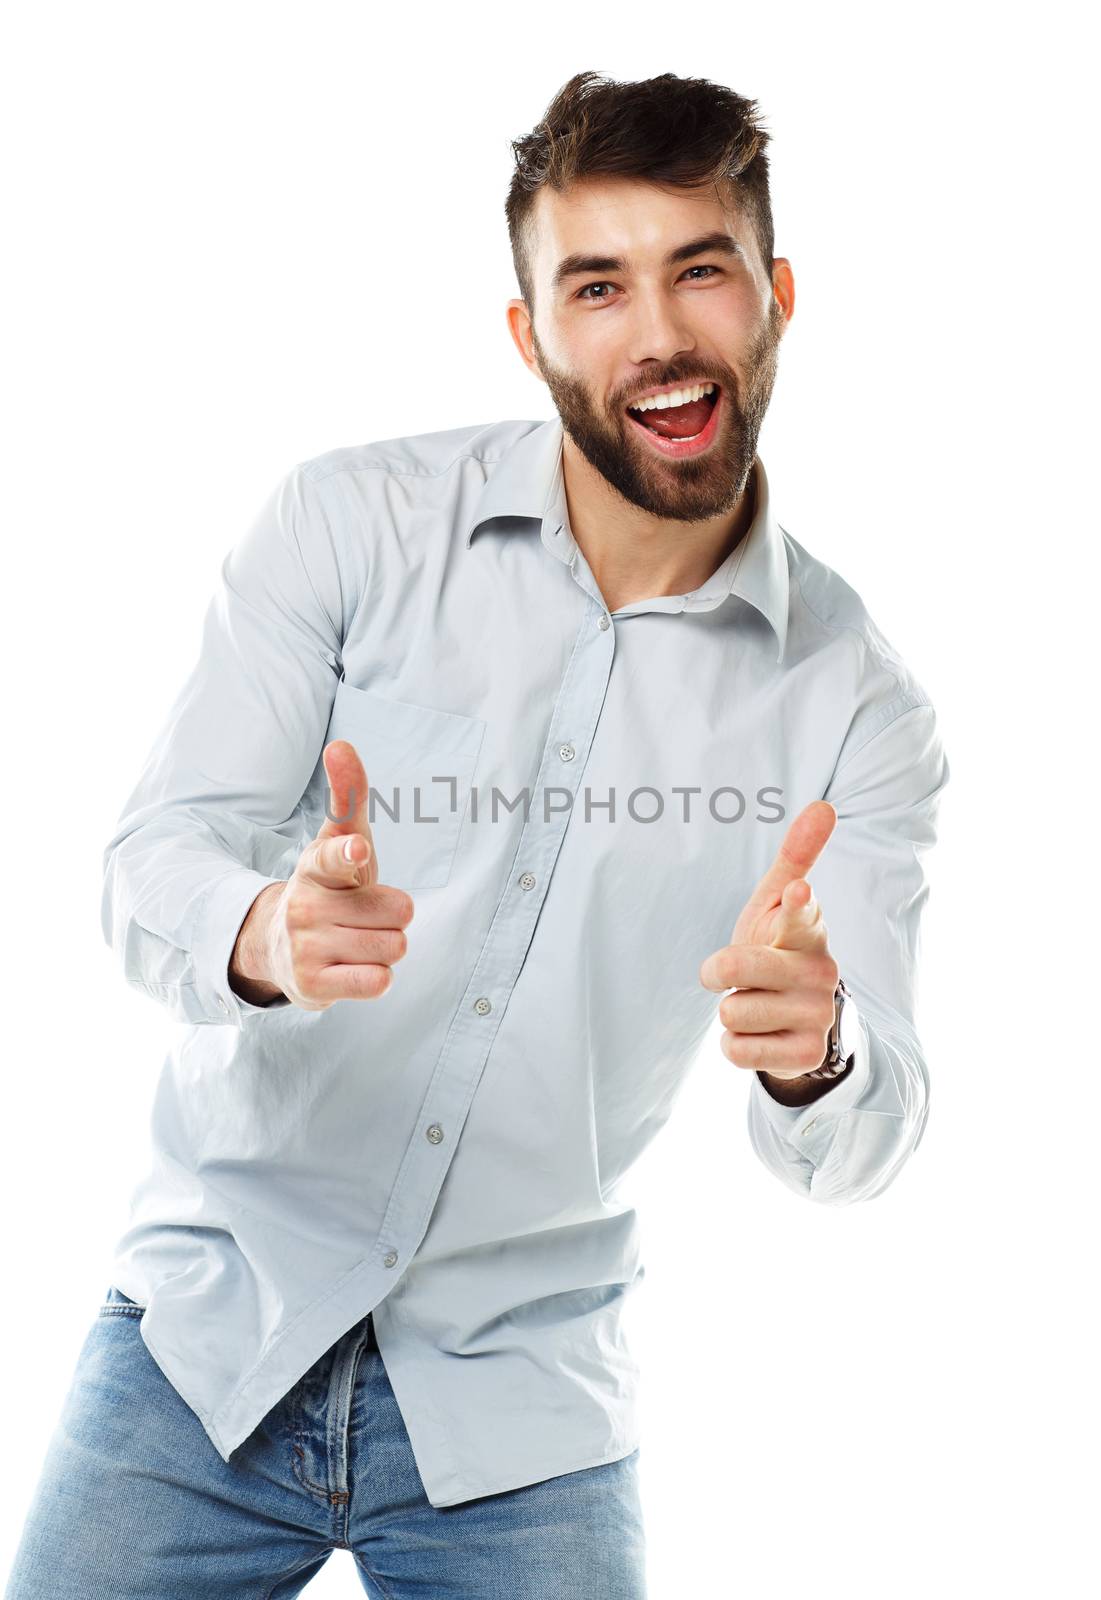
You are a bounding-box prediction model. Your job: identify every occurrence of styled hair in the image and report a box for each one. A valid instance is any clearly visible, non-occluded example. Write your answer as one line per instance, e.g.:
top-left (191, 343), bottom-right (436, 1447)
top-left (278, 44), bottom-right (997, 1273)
top-left (505, 70), bottom-right (775, 315)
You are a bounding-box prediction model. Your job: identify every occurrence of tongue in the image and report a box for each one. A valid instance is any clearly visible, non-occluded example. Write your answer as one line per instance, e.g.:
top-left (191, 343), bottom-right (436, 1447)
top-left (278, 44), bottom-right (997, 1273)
top-left (634, 396), bottom-right (713, 439)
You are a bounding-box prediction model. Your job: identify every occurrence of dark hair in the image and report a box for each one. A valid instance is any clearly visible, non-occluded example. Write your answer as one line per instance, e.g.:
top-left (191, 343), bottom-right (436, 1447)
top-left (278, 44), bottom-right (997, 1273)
top-left (505, 70), bottom-right (774, 315)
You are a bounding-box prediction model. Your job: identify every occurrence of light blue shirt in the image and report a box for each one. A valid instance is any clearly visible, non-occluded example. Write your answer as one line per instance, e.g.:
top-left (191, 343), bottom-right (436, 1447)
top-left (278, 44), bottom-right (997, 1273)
top-left (102, 414), bottom-right (950, 1507)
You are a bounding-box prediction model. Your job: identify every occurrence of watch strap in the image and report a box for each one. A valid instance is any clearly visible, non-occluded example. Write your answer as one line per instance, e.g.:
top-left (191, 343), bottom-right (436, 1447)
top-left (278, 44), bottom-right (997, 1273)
top-left (803, 977), bottom-right (856, 1083)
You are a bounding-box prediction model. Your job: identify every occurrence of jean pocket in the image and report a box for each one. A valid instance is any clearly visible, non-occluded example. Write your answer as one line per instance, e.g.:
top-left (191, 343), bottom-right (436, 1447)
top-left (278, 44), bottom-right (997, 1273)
top-left (324, 677), bottom-right (486, 891)
top-left (98, 1284), bottom-right (146, 1317)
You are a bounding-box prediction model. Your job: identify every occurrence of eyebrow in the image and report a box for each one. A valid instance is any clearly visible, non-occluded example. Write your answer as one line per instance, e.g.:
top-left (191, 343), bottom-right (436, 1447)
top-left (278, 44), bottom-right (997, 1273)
top-left (551, 231), bottom-right (743, 294)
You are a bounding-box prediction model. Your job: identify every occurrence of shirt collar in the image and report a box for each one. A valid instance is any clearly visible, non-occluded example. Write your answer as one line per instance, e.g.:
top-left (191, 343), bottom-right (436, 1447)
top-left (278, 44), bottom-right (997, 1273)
top-left (463, 415), bottom-right (789, 664)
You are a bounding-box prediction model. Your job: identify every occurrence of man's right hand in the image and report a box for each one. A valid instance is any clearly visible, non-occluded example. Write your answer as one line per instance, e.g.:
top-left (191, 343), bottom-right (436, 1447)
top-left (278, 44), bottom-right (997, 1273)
top-left (229, 739), bottom-right (414, 1011)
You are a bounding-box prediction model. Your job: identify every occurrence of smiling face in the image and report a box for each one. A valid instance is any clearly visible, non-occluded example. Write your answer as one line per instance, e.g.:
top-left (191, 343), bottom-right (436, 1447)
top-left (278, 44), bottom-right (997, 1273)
top-left (510, 176), bottom-right (791, 524)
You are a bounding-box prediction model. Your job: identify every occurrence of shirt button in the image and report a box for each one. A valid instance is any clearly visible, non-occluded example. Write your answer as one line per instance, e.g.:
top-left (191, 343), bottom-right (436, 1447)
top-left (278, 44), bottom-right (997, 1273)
top-left (558, 743), bottom-right (575, 762)
top-left (217, 996), bottom-right (229, 1014)
top-left (519, 872), bottom-right (536, 890)
top-left (597, 614), bottom-right (610, 630)
top-left (426, 1123), bottom-right (444, 1144)
top-left (801, 1117), bottom-right (819, 1135)
top-left (473, 997), bottom-right (492, 1015)
top-left (382, 1250), bottom-right (398, 1268)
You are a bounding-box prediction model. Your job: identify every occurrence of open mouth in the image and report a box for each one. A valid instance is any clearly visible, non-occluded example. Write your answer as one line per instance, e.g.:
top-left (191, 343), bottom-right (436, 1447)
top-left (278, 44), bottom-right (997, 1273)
top-left (625, 383), bottom-right (723, 458)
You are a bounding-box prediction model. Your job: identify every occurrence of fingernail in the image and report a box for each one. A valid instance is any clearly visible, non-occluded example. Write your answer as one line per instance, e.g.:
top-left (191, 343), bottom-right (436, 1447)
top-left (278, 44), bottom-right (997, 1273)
top-left (343, 837), bottom-right (356, 862)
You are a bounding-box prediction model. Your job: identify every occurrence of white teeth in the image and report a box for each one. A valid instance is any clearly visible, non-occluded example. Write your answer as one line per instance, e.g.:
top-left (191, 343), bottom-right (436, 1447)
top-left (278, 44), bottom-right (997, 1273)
top-left (628, 381), bottom-right (716, 413)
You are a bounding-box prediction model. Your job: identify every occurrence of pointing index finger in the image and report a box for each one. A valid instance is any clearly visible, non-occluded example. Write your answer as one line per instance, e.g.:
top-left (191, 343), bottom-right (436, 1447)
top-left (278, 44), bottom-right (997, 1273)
top-left (742, 800), bottom-right (836, 918)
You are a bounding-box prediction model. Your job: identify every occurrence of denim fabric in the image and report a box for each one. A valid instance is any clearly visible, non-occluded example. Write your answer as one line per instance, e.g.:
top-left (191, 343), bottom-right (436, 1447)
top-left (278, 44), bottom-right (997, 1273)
top-left (5, 1287), bottom-right (647, 1598)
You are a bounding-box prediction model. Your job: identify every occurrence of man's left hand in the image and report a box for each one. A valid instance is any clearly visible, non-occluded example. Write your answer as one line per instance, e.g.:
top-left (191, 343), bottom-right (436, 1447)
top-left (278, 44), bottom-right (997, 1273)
top-left (698, 801), bottom-right (840, 1082)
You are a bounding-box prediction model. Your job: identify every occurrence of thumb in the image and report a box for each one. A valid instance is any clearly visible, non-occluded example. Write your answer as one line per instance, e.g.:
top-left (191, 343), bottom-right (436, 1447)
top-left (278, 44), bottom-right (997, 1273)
top-left (310, 739), bottom-right (378, 887)
top-left (769, 876), bottom-right (825, 952)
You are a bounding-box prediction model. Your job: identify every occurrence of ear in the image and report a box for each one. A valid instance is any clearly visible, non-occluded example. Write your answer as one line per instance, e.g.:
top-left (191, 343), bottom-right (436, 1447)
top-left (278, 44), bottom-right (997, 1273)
top-left (770, 258), bottom-right (795, 325)
top-left (506, 299), bottom-right (544, 381)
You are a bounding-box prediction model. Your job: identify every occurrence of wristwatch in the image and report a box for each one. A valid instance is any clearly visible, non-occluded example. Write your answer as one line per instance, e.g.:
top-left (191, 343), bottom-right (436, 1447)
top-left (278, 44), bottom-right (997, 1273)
top-left (804, 976), bottom-right (859, 1083)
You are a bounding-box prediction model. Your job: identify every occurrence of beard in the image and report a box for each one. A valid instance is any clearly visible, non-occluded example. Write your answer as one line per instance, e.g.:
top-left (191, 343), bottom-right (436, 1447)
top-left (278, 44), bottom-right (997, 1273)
top-left (531, 297), bottom-right (784, 524)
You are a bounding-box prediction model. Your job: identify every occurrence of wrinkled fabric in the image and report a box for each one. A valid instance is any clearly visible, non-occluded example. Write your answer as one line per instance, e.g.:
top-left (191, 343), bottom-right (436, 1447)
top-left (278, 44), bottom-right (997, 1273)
top-left (100, 415), bottom-right (949, 1508)
top-left (5, 1286), bottom-right (646, 1597)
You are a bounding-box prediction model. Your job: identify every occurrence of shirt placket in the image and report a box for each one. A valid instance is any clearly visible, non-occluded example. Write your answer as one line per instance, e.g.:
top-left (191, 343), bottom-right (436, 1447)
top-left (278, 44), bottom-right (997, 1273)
top-left (367, 573), bottom-right (618, 1279)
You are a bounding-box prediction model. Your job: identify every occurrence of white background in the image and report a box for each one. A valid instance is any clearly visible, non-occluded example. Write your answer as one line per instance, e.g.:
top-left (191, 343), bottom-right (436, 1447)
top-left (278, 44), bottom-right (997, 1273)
top-left (1, 3), bottom-right (1096, 1595)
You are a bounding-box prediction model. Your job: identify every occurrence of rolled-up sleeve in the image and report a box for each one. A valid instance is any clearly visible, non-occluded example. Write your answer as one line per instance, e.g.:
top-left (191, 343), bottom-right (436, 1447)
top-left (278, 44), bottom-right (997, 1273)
top-left (100, 464), bottom-right (346, 1027)
top-left (747, 698), bottom-right (950, 1204)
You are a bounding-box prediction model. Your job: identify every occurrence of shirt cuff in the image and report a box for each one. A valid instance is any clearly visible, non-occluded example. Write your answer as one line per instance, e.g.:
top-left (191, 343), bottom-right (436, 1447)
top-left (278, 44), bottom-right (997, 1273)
top-left (190, 867), bottom-right (292, 1025)
top-left (748, 1001), bottom-right (873, 1164)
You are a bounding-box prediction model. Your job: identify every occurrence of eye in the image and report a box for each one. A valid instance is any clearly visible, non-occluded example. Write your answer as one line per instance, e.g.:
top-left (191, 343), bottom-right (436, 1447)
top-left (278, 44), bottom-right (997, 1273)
top-left (576, 264), bottom-right (724, 303)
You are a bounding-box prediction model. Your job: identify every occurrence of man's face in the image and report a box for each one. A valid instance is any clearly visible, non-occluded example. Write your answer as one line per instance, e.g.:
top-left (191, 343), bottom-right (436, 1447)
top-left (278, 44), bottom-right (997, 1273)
top-left (517, 176), bottom-right (788, 523)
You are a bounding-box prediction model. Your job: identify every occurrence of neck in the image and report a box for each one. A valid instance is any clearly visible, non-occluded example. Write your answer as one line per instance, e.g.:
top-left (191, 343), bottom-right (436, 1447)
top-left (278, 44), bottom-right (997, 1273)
top-left (561, 438), bottom-right (757, 613)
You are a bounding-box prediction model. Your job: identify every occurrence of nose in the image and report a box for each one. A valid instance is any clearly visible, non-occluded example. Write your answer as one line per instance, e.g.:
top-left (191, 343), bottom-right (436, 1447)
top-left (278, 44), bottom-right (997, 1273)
top-left (626, 285), bottom-right (698, 372)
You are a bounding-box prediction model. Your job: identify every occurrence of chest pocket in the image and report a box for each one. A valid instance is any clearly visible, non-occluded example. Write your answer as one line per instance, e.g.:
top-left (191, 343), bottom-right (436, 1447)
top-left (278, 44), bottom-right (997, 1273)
top-left (324, 676), bottom-right (486, 891)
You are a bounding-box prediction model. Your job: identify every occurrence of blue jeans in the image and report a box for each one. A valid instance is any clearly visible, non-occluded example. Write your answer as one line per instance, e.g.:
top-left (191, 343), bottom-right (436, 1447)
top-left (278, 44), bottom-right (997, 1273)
top-left (5, 1286), bottom-right (647, 1598)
